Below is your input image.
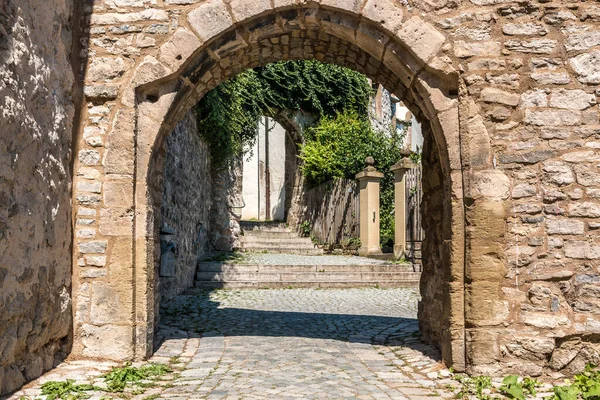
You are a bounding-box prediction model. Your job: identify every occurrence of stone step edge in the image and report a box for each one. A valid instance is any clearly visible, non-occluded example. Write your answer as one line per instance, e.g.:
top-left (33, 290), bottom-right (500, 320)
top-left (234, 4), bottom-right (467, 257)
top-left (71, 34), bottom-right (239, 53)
top-left (197, 265), bottom-right (418, 273)
top-left (194, 281), bottom-right (420, 288)
top-left (196, 271), bottom-right (421, 281)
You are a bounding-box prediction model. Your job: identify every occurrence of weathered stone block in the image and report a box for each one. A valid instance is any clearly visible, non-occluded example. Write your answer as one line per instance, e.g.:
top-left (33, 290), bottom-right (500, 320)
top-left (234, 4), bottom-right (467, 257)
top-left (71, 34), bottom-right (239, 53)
top-left (520, 90), bottom-right (547, 108)
top-left (569, 202), bottom-right (600, 218)
top-left (87, 57), bottom-right (126, 82)
top-left (530, 72), bottom-right (570, 85)
top-left (76, 181), bottom-right (102, 194)
top-left (570, 51), bottom-right (600, 84)
top-left (159, 29), bottom-right (200, 71)
top-left (79, 324), bottom-right (134, 360)
top-left (502, 23), bottom-right (548, 36)
top-left (84, 85), bottom-right (119, 101)
top-left (550, 89), bottom-right (596, 110)
top-left (188, 0), bottom-right (233, 43)
top-left (565, 241), bottom-right (600, 259)
top-left (512, 183), bottom-right (536, 199)
top-left (521, 311), bottom-right (571, 329)
top-left (470, 171), bottom-right (510, 200)
top-left (99, 208), bottom-right (134, 236)
top-left (79, 150), bottom-right (101, 166)
top-left (454, 41), bottom-right (501, 58)
top-left (565, 32), bottom-right (600, 52)
top-left (542, 161), bottom-right (574, 186)
top-left (575, 165), bottom-right (600, 187)
top-left (103, 182), bottom-right (134, 208)
top-left (505, 39), bottom-right (557, 54)
top-left (546, 219), bottom-right (585, 235)
top-left (395, 17), bottom-right (445, 63)
top-left (362, 0), bottom-right (404, 34)
top-left (79, 241), bottom-right (108, 254)
top-left (480, 87), bottom-right (520, 106)
top-left (524, 110), bottom-right (581, 126)
top-left (90, 282), bottom-right (131, 325)
top-left (90, 9), bottom-right (168, 25)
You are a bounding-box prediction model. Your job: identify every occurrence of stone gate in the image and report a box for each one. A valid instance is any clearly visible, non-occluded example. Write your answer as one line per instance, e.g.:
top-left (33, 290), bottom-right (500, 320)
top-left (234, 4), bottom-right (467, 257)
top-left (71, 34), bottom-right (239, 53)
top-left (69, 0), bottom-right (600, 377)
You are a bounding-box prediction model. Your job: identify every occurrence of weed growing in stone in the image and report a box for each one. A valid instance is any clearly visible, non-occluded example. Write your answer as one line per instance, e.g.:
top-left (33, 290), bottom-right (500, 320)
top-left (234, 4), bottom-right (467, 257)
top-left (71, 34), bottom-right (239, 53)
top-left (102, 363), bottom-right (171, 393)
top-left (499, 375), bottom-right (540, 399)
top-left (454, 374), bottom-right (492, 399)
top-left (551, 363), bottom-right (600, 400)
top-left (451, 364), bottom-right (600, 399)
top-left (40, 379), bottom-right (99, 400)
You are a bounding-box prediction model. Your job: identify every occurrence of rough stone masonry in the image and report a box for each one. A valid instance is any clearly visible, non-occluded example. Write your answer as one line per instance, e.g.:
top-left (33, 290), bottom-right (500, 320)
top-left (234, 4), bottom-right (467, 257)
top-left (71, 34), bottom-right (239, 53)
top-left (1, 0), bottom-right (600, 394)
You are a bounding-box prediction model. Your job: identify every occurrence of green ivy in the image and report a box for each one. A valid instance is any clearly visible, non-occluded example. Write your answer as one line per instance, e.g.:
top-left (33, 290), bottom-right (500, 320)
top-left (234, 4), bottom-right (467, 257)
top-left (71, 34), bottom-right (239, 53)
top-left (195, 60), bottom-right (372, 170)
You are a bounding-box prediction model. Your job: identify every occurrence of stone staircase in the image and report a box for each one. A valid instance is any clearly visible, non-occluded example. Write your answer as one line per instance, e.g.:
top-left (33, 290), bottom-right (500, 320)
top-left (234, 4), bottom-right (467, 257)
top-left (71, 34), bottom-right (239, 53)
top-left (193, 221), bottom-right (421, 289)
top-left (194, 262), bottom-right (421, 289)
top-left (237, 221), bottom-right (324, 255)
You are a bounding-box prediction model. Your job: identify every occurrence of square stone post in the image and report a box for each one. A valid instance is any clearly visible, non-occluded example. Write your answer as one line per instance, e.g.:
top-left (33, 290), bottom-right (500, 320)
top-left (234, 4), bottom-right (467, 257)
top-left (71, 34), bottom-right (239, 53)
top-left (355, 157), bottom-right (384, 256)
top-left (390, 157), bottom-right (418, 260)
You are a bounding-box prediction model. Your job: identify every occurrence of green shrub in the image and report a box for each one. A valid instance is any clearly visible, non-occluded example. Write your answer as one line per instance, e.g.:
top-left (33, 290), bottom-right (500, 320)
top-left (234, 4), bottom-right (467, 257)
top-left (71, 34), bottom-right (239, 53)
top-left (299, 111), bottom-right (406, 242)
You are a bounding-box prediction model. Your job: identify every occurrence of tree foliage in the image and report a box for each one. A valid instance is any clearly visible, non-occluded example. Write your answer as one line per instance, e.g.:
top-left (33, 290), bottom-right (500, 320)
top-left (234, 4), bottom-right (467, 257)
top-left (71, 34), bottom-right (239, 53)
top-left (299, 110), bottom-right (406, 243)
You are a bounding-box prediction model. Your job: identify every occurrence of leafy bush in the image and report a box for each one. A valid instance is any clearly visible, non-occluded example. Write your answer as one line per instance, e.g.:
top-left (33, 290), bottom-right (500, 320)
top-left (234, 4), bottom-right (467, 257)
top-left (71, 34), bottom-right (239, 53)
top-left (299, 220), bottom-right (311, 237)
top-left (299, 111), bottom-right (406, 242)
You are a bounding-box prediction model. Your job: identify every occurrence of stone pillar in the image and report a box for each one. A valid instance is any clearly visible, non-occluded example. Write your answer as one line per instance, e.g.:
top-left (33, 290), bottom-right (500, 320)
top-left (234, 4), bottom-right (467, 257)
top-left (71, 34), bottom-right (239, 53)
top-left (355, 157), bottom-right (384, 256)
top-left (390, 157), bottom-right (417, 260)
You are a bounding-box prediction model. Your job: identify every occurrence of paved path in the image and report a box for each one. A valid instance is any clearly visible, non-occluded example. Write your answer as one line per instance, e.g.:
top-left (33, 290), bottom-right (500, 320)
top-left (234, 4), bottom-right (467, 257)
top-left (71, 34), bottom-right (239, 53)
top-left (12, 288), bottom-right (456, 400)
top-left (153, 288), bottom-right (450, 399)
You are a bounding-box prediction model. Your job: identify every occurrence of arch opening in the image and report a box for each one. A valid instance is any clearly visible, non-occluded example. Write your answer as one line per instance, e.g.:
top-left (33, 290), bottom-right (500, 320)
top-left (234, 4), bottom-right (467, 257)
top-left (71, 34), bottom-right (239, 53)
top-left (134, 9), bottom-right (464, 370)
top-left (69, 1), bottom-right (474, 374)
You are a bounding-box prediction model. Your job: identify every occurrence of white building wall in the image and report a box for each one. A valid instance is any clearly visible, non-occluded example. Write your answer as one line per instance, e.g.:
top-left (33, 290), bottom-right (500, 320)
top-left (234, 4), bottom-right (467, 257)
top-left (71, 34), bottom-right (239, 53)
top-left (242, 117), bottom-right (287, 221)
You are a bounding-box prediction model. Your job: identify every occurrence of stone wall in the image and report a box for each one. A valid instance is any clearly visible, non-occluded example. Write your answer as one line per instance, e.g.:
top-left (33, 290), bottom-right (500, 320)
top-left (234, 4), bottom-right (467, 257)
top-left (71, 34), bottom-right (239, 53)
top-left (0, 0), bottom-right (75, 394)
top-left (69, 0), bottom-right (600, 376)
top-left (210, 158), bottom-right (243, 252)
top-left (160, 111), bottom-right (212, 301)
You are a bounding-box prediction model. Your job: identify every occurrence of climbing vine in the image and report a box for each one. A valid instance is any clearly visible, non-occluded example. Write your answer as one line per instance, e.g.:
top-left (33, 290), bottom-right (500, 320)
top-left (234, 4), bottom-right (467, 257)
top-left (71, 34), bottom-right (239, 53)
top-left (195, 60), bottom-right (372, 170)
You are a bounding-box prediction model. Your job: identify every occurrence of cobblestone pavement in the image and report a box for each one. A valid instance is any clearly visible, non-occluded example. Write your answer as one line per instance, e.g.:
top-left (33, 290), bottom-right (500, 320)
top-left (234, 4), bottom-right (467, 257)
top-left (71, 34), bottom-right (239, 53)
top-left (12, 289), bottom-right (459, 400)
top-left (154, 288), bottom-right (452, 399)
top-left (226, 253), bottom-right (394, 266)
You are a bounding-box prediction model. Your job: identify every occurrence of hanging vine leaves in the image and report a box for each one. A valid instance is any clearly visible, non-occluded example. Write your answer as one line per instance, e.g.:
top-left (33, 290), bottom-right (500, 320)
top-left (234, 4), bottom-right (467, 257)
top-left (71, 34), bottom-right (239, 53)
top-left (195, 60), bottom-right (372, 170)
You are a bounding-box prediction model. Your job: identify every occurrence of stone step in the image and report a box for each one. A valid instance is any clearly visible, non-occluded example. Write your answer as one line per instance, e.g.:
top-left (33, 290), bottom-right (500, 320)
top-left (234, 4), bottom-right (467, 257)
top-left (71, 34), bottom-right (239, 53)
top-left (241, 231), bottom-right (299, 239)
top-left (240, 221), bottom-right (290, 232)
top-left (239, 236), bottom-right (314, 245)
top-left (194, 280), bottom-right (420, 289)
top-left (196, 271), bottom-right (421, 282)
top-left (197, 263), bottom-right (417, 275)
top-left (240, 239), bottom-right (316, 249)
top-left (237, 247), bottom-right (325, 255)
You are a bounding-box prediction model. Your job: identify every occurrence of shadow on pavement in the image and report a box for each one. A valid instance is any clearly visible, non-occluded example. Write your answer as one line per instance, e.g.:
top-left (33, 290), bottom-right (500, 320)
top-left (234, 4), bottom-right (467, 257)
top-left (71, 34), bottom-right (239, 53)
top-left (154, 289), bottom-right (441, 362)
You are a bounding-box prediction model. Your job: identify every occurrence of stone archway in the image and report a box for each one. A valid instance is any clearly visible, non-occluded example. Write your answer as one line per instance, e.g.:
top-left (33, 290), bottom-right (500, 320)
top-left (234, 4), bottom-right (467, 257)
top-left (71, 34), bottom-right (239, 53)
top-left (72, 0), bottom-right (511, 374)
